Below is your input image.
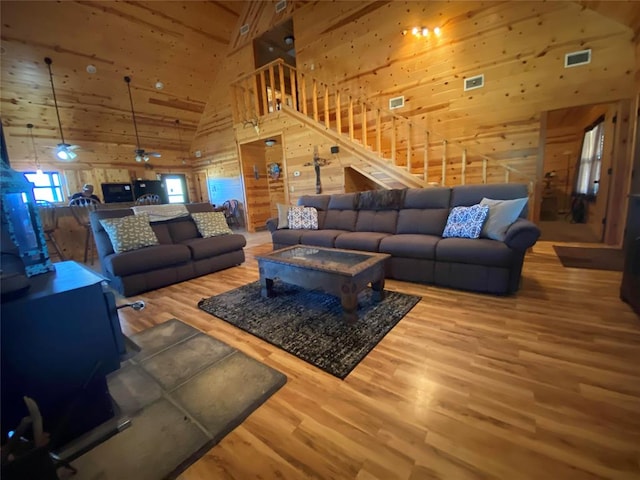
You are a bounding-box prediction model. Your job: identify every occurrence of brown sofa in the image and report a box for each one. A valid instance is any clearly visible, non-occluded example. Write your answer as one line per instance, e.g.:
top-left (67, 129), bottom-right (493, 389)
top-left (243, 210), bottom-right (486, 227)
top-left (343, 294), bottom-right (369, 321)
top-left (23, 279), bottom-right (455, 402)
top-left (267, 184), bottom-right (540, 295)
top-left (91, 203), bottom-right (246, 296)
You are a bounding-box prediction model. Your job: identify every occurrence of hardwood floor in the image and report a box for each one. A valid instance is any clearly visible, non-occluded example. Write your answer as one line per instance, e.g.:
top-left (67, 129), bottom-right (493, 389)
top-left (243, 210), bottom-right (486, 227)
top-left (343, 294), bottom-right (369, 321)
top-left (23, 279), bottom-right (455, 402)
top-left (115, 239), bottom-right (640, 480)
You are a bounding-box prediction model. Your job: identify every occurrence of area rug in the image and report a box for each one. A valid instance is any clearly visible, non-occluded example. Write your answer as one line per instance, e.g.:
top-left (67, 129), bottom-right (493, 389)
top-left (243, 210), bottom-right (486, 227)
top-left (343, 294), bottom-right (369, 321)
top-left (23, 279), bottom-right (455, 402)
top-left (66, 319), bottom-right (286, 480)
top-left (197, 281), bottom-right (421, 379)
top-left (553, 245), bottom-right (624, 271)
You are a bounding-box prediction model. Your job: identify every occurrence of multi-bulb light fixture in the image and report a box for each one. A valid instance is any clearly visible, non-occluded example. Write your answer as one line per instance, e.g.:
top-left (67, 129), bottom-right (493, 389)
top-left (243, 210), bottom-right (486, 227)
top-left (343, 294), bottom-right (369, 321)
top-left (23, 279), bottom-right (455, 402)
top-left (402, 26), bottom-right (441, 38)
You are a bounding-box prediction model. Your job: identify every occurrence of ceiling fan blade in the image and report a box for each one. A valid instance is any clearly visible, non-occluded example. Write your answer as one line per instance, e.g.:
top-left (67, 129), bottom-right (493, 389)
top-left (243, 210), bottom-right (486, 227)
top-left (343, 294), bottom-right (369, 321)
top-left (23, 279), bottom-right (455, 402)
top-left (148, 152), bottom-right (161, 158)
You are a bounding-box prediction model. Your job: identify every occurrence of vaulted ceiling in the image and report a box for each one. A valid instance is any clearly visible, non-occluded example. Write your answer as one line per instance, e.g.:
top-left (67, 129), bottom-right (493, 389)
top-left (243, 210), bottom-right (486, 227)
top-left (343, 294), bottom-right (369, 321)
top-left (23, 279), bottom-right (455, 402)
top-left (0, 1), bottom-right (245, 166)
top-left (1, 1), bottom-right (638, 169)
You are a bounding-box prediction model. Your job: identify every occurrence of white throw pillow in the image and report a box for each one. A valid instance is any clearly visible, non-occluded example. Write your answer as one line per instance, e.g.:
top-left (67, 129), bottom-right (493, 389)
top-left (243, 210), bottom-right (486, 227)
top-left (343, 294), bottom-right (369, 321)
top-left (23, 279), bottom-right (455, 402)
top-left (288, 206), bottom-right (318, 230)
top-left (480, 197), bottom-right (528, 241)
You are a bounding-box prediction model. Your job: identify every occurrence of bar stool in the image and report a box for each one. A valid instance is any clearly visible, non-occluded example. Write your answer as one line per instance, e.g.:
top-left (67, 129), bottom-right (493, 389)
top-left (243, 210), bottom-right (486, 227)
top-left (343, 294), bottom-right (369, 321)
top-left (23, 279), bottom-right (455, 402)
top-left (36, 200), bottom-right (65, 261)
top-left (68, 197), bottom-right (99, 264)
top-left (134, 193), bottom-right (161, 205)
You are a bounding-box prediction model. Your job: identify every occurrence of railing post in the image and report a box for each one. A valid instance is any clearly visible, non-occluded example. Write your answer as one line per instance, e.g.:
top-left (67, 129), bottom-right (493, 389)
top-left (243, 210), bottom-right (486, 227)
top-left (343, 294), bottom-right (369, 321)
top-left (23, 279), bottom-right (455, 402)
top-left (376, 109), bottom-right (382, 155)
top-left (336, 91), bottom-right (342, 134)
top-left (278, 62), bottom-right (286, 106)
top-left (441, 140), bottom-right (447, 185)
top-left (324, 85), bottom-right (330, 128)
top-left (482, 158), bottom-right (487, 184)
top-left (259, 70), bottom-right (268, 116)
top-left (252, 75), bottom-right (260, 119)
top-left (300, 73), bottom-right (307, 116)
top-left (289, 66), bottom-right (297, 112)
top-left (461, 148), bottom-right (467, 185)
top-left (406, 121), bottom-right (412, 173)
top-left (361, 102), bottom-right (368, 148)
top-left (268, 65), bottom-right (277, 113)
top-left (391, 116), bottom-right (397, 165)
top-left (423, 130), bottom-right (429, 183)
top-left (312, 79), bottom-right (319, 122)
top-left (348, 96), bottom-right (354, 141)
top-left (243, 80), bottom-right (252, 120)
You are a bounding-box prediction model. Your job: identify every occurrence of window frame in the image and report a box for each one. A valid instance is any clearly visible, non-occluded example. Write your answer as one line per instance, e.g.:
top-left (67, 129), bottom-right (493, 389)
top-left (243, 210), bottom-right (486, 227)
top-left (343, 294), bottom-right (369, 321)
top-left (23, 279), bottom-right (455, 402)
top-left (23, 171), bottom-right (65, 203)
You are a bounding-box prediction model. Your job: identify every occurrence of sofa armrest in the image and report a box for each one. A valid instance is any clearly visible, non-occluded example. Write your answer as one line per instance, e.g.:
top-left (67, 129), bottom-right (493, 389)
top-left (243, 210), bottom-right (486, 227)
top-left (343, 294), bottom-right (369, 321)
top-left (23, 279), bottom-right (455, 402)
top-left (266, 217), bottom-right (279, 233)
top-left (504, 218), bottom-right (541, 251)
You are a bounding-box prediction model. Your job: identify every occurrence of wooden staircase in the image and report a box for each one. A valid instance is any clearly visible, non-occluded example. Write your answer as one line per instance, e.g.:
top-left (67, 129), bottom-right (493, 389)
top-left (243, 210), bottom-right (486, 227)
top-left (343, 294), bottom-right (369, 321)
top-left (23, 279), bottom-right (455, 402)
top-left (231, 59), bottom-right (534, 191)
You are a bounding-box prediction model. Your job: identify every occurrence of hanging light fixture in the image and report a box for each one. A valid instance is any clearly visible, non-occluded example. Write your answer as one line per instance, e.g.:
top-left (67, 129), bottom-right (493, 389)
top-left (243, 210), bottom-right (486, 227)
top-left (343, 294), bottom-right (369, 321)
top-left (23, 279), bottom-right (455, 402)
top-left (44, 57), bottom-right (79, 161)
top-left (27, 123), bottom-right (43, 175)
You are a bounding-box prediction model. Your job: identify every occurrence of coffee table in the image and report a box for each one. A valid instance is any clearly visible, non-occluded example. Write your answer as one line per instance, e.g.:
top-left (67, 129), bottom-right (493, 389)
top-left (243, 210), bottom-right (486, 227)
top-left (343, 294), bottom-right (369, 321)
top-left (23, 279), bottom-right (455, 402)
top-left (256, 245), bottom-right (390, 323)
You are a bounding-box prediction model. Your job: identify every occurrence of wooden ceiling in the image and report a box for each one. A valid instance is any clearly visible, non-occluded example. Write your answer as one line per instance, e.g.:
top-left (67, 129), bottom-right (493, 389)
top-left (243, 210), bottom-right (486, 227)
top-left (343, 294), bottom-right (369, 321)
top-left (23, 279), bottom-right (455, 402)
top-left (0, 1), bottom-right (245, 166)
top-left (1, 1), bottom-right (638, 170)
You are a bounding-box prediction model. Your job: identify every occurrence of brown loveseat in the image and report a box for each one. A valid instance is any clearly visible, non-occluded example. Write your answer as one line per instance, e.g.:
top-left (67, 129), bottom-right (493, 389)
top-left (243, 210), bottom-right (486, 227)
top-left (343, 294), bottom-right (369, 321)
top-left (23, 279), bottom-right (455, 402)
top-left (91, 203), bottom-right (246, 296)
top-left (267, 184), bottom-right (540, 295)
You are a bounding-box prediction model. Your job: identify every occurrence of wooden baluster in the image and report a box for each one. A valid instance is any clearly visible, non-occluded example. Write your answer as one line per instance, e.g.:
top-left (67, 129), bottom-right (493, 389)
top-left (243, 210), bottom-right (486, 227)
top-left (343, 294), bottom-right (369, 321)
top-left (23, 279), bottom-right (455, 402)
top-left (312, 79), bottom-right (318, 122)
top-left (406, 121), bottom-right (412, 173)
top-left (461, 148), bottom-right (467, 185)
top-left (348, 97), bottom-right (354, 141)
top-left (259, 70), bottom-right (268, 116)
top-left (424, 130), bottom-right (429, 183)
top-left (482, 158), bottom-right (487, 184)
top-left (376, 110), bottom-right (382, 155)
top-left (278, 62), bottom-right (286, 107)
top-left (289, 67), bottom-right (297, 112)
top-left (391, 116), bottom-right (397, 165)
top-left (335, 91), bottom-right (342, 134)
top-left (324, 85), bottom-right (330, 128)
top-left (361, 102), bottom-right (367, 148)
top-left (252, 74), bottom-right (260, 119)
top-left (441, 140), bottom-right (447, 185)
top-left (268, 65), bottom-right (277, 113)
top-left (243, 79), bottom-right (252, 120)
top-left (300, 74), bottom-right (307, 116)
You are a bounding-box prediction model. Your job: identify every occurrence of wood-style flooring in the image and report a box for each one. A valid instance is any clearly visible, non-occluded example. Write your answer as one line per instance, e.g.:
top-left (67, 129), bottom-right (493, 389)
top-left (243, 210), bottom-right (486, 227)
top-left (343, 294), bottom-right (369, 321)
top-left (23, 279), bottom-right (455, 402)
top-left (115, 239), bottom-right (640, 480)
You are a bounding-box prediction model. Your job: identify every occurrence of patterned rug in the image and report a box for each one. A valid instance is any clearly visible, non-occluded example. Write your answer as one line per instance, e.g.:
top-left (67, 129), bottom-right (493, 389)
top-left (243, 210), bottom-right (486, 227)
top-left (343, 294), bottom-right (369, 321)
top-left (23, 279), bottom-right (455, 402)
top-left (198, 281), bottom-right (421, 379)
top-left (553, 245), bottom-right (624, 271)
top-left (63, 319), bottom-right (286, 479)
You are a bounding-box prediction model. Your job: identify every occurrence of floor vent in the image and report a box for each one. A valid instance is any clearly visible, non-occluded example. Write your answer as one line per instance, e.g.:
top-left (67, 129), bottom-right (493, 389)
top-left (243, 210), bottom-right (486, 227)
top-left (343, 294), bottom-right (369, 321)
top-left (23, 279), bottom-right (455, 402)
top-left (275, 0), bottom-right (287, 13)
top-left (464, 74), bottom-right (484, 91)
top-left (240, 24), bottom-right (250, 36)
top-left (389, 96), bottom-right (405, 109)
top-left (565, 49), bottom-right (591, 68)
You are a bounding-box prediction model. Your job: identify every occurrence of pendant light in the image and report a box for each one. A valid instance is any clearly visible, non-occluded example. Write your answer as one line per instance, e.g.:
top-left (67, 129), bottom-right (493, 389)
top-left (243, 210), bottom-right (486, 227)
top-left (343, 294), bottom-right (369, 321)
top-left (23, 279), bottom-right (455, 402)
top-left (44, 57), bottom-right (78, 161)
top-left (27, 123), bottom-right (43, 174)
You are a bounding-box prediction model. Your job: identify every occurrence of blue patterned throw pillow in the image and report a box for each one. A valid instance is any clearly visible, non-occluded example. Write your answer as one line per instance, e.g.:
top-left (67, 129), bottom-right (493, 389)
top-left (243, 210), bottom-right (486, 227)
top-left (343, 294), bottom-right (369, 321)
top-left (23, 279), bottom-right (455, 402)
top-left (442, 204), bottom-right (490, 239)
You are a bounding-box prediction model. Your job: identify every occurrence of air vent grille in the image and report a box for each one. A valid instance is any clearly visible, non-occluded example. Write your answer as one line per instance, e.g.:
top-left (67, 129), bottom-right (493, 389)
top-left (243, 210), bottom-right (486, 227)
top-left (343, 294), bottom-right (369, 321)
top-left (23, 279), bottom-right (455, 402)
top-left (389, 96), bottom-right (405, 110)
top-left (275, 0), bottom-right (287, 13)
top-left (464, 75), bottom-right (484, 91)
top-left (240, 24), bottom-right (250, 36)
top-left (565, 49), bottom-right (591, 68)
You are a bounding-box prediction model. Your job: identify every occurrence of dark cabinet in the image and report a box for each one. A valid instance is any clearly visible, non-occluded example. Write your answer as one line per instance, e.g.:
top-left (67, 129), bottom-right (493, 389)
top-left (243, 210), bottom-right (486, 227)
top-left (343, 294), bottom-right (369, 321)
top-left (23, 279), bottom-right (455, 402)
top-left (1, 261), bottom-right (124, 448)
top-left (620, 194), bottom-right (640, 315)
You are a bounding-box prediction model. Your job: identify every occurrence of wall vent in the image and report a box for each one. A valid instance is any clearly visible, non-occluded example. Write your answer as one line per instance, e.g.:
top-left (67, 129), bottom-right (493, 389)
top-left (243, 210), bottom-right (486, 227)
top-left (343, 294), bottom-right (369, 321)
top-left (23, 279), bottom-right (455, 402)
top-left (464, 74), bottom-right (484, 91)
top-left (389, 96), bottom-right (405, 109)
top-left (565, 49), bottom-right (591, 68)
top-left (240, 24), bottom-right (250, 36)
top-left (275, 0), bottom-right (287, 13)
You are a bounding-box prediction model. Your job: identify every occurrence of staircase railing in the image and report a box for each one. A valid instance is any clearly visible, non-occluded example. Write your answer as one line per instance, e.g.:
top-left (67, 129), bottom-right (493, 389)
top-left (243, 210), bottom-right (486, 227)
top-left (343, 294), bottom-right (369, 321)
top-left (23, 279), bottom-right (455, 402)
top-left (231, 59), bottom-right (533, 187)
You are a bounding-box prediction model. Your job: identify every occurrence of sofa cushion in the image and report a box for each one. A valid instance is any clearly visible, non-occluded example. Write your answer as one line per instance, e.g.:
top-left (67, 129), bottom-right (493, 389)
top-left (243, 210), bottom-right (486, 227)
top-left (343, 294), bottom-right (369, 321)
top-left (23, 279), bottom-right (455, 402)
top-left (334, 232), bottom-right (391, 252)
top-left (103, 244), bottom-right (191, 277)
top-left (272, 228), bottom-right (305, 246)
top-left (181, 234), bottom-right (246, 261)
top-left (451, 184), bottom-right (529, 217)
top-left (99, 213), bottom-right (159, 254)
top-left (436, 237), bottom-right (514, 267)
top-left (480, 197), bottom-right (528, 241)
top-left (328, 193), bottom-right (359, 210)
top-left (323, 209), bottom-right (358, 231)
top-left (167, 217), bottom-right (200, 243)
top-left (297, 195), bottom-right (331, 211)
top-left (355, 210), bottom-right (398, 233)
top-left (288, 206), bottom-right (319, 229)
top-left (403, 187), bottom-right (451, 209)
top-left (396, 209), bottom-right (449, 235)
top-left (379, 234), bottom-right (440, 259)
top-left (150, 223), bottom-right (173, 244)
top-left (300, 229), bottom-right (348, 248)
top-left (442, 205), bottom-right (489, 239)
top-left (191, 211), bottom-right (233, 237)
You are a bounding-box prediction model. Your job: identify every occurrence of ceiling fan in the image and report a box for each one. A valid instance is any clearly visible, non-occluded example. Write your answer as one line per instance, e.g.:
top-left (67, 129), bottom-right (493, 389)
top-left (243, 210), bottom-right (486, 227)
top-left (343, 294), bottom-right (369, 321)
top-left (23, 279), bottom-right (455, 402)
top-left (44, 57), bottom-right (80, 161)
top-left (124, 76), bottom-right (161, 163)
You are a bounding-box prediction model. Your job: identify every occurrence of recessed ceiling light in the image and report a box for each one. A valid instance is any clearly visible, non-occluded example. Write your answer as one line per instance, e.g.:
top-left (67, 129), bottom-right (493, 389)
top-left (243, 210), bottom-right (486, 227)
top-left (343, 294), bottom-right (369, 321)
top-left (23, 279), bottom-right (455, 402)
top-left (155, 81), bottom-right (164, 90)
top-left (86, 64), bottom-right (97, 74)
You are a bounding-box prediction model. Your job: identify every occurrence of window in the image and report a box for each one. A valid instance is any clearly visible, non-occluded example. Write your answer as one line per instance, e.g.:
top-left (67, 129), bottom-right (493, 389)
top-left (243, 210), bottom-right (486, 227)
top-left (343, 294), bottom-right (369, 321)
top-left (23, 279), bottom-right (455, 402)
top-left (23, 171), bottom-right (64, 203)
top-left (574, 117), bottom-right (605, 198)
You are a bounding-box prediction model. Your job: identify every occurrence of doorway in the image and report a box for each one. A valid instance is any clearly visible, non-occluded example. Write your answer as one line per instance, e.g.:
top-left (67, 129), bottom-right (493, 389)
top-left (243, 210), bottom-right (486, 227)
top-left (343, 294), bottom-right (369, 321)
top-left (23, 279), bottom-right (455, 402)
top-left (540, 102), bottom-right (615, 243)
top-left (160, 174), bottom-right (189, 204)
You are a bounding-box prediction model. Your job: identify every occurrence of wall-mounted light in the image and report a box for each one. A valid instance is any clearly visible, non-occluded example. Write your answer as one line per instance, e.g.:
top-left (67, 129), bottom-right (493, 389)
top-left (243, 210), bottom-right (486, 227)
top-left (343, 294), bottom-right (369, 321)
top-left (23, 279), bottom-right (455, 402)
top-left (265, 138), bottom-right (277, 147)
top-left (402, 26), bottom-right (442, 38)
top-left (284, 35), bottom-right (294, 45)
